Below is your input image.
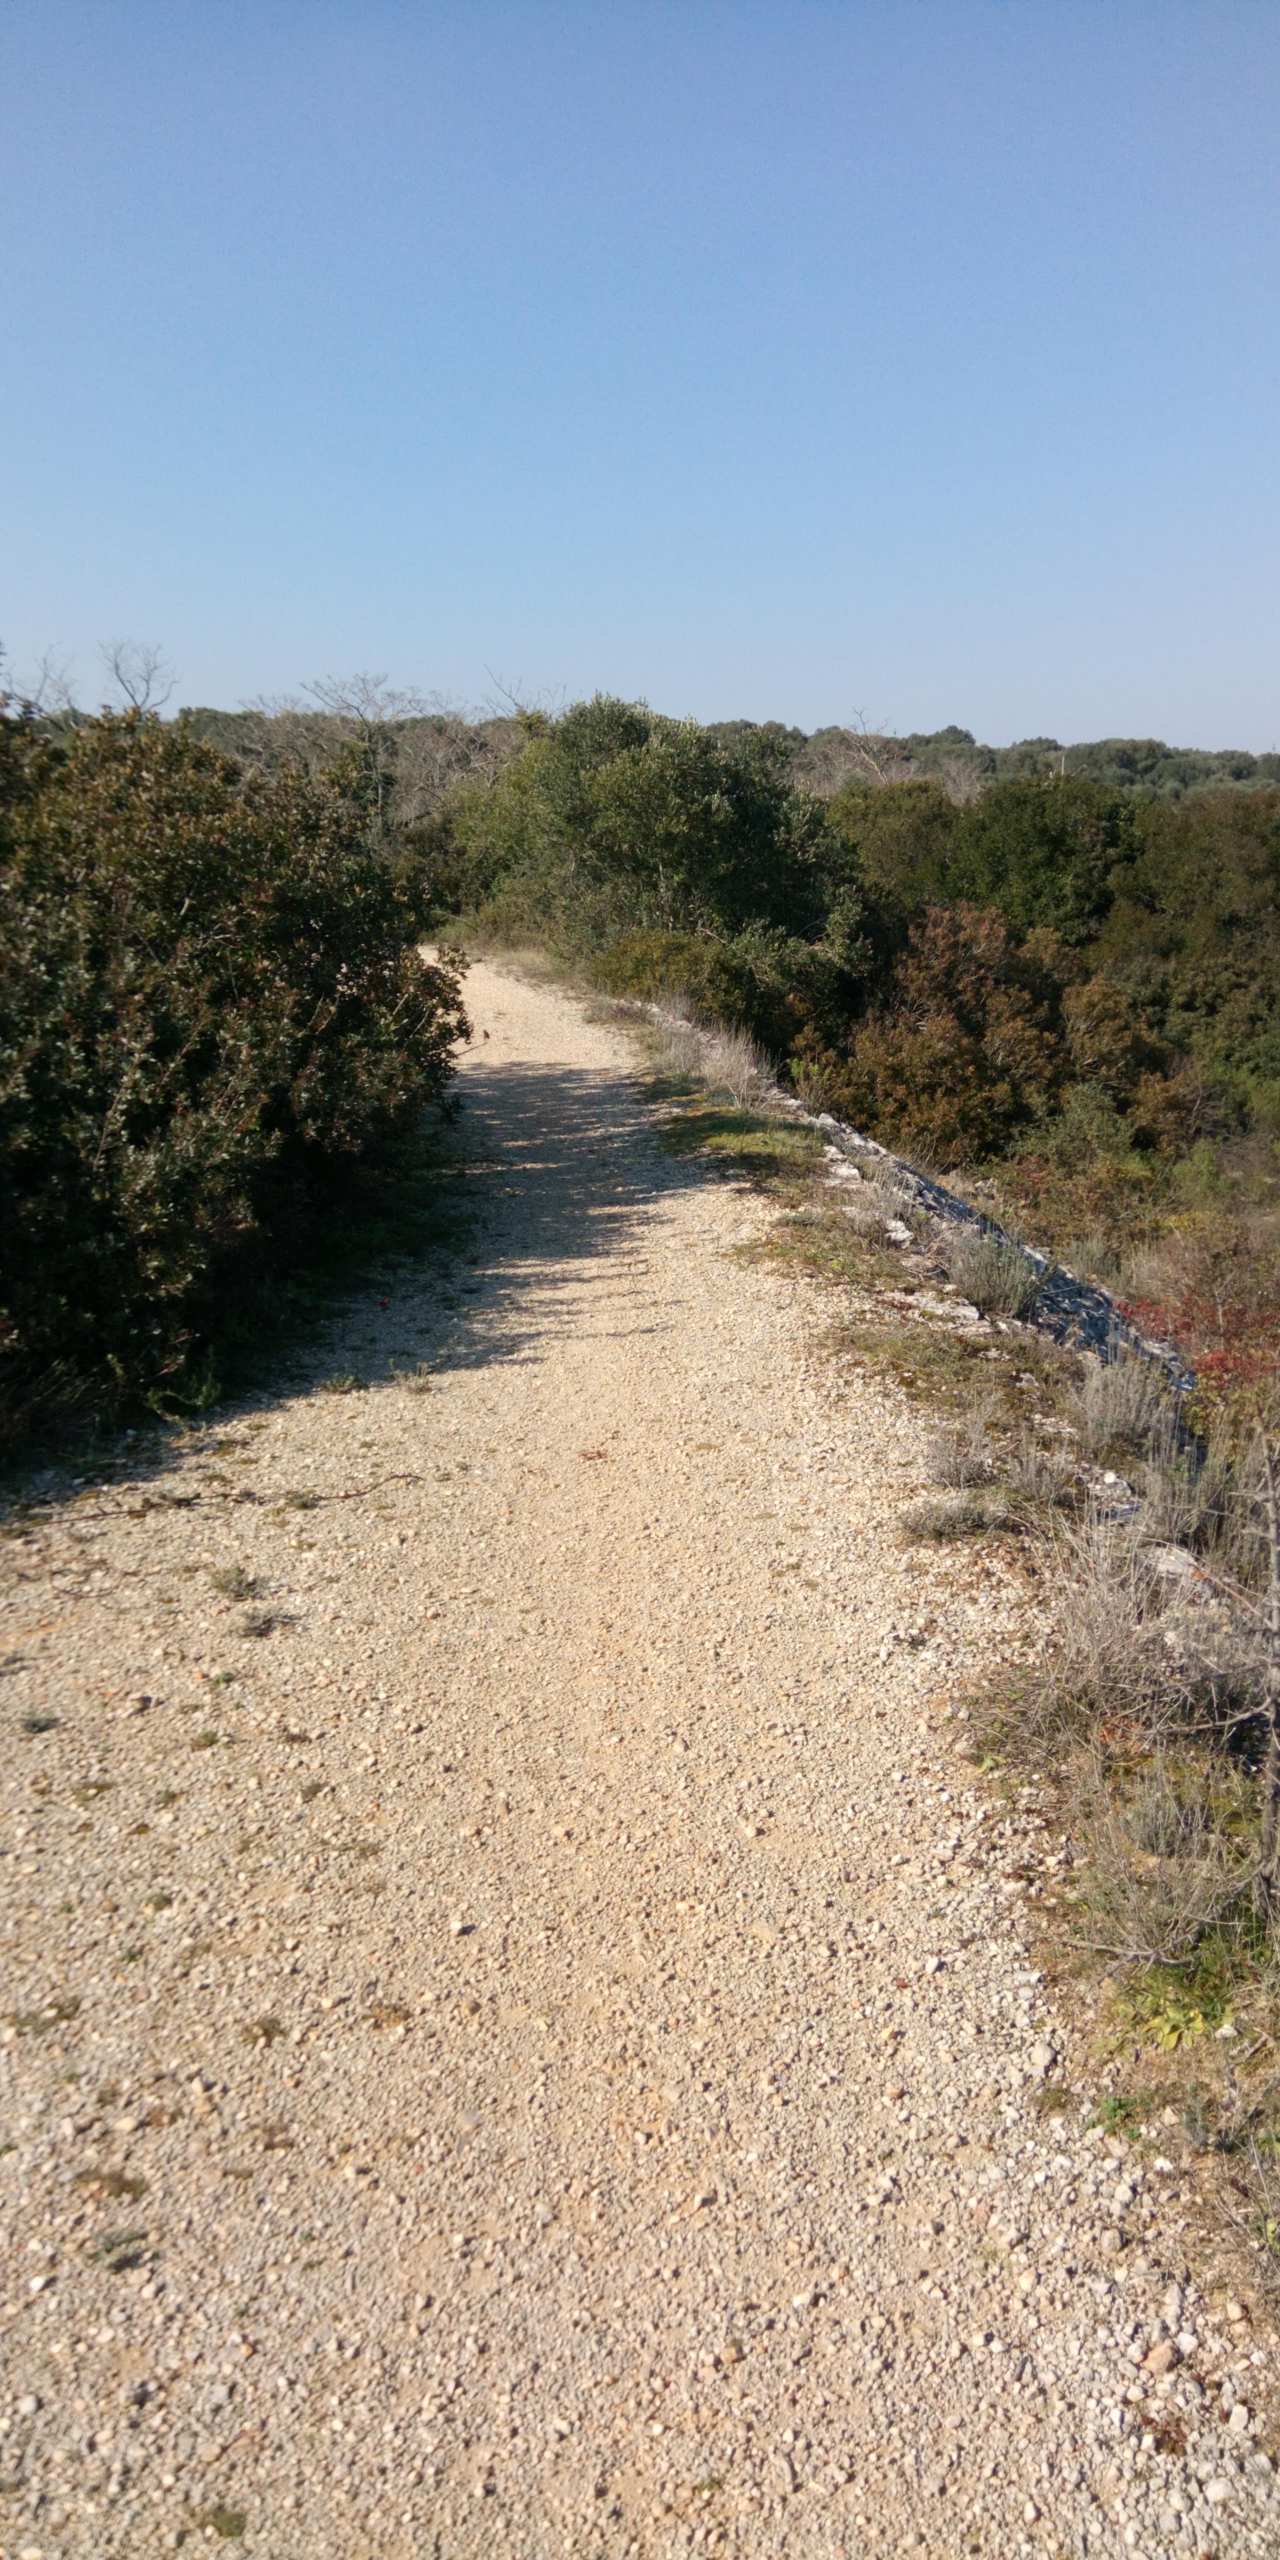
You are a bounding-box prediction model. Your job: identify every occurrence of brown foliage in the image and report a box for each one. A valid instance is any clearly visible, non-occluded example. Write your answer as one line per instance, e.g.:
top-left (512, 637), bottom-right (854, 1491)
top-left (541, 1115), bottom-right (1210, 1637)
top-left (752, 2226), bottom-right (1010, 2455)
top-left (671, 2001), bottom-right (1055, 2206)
top-left (799, 903), bottom-right (1067, 1162)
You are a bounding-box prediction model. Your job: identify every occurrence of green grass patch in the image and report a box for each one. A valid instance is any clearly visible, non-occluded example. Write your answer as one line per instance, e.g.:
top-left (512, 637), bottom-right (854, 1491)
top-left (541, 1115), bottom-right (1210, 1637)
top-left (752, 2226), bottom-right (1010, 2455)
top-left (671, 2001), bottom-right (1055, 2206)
top-left (826, 1316), bottom-right (1002, 1411)
top-left (1089, 2089), bottom-right (1149, 2138)
top-left (191, 2506), bottom-right (248, 2543)
top-left (659, 1101), bottom-right (823, 1189)
top-left (753, 1205), bottom-right (903, 1292)
top-left (1115, 1923), bottom-right (1269, 2053)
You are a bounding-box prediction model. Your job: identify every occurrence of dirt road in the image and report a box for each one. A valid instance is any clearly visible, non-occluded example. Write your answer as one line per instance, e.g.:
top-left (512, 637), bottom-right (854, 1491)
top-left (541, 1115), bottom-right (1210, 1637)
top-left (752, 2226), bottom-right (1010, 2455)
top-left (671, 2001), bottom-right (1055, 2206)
top-left (2, 962), bottom-right (1276, 2556)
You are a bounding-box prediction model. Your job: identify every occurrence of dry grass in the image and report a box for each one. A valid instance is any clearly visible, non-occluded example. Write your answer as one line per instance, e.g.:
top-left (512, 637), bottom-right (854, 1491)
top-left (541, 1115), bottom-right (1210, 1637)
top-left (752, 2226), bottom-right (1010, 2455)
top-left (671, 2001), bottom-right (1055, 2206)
top-left (926, 1403), bottom-right (998, 1488)
top-left (832, 1178), bottom-right (902, 1240)
top-left (703, 1026), bottom-right (776, 1111)
top-left (987, 1508), bottom-right (1264, 1766)
top-left (1061, 1233), bottom-right (1126, 1289)
top-left (208, 1564), bottom-right (260, 1601)
top-left (939, 1226), bottom-right (1046, 1318)
top-left (901, 1487), bottom-right (1018, 1542)
top-left (1136, 1435), bottom-right (1272, 1595)
top-left (854, 1162), bottom-right (932, 1239)
top-left (648, 1013), bottom-right (705, 1084)
top-left (1070, 1338), bottom-right (1182, 1464)
top-left (1070, 1747), bottom-right (1256, 1966)
top-left (830, 1314), bottom-right (1018, 1412)
top-left (650, 1012), bottom-right (774, 1111)
top-left (999, 1427), bottom-right (1079, 1514)
top-left (759, 1205), bottom-right (902, 1291)
top-left (1237, 2121), bottom-right (1280, 2297)
top-left (972, 1491), bottom-right (1280, 2241)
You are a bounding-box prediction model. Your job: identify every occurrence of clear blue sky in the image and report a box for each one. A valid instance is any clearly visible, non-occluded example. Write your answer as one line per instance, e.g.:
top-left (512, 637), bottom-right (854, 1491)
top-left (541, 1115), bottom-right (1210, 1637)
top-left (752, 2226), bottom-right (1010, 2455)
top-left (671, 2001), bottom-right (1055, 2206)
top-left (5, 0), bottom-right (1277, 744)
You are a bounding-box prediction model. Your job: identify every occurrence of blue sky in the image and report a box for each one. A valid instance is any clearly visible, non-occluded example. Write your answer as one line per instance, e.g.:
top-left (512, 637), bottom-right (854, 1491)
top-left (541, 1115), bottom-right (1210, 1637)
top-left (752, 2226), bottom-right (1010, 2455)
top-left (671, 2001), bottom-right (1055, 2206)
top-left (4, 0), bottom-right (1278, 743)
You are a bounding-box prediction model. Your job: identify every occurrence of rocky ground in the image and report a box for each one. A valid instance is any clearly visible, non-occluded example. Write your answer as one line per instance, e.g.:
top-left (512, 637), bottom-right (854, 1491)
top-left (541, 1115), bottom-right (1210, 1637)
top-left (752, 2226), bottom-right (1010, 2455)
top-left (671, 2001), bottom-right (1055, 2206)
top-left (1, 960), bottom-right (1277, 2557)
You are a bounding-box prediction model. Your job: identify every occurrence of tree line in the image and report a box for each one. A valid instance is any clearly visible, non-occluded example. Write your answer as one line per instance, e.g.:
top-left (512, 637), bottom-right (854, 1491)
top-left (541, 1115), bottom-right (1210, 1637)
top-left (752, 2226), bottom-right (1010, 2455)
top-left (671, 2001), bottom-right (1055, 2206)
top-left (4, 666), bottom-right (1277, 1441)
top-left (426, 692), bottom-right (1280, 1413)
top-left (424, 693), bottom-right (1280, 1161)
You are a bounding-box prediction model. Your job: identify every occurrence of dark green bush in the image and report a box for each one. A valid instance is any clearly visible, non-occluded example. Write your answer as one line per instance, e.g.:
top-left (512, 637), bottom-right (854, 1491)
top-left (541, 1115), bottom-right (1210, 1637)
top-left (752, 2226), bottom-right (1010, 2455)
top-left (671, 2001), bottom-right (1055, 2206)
top-left (0, 707), bottom-right (466, 1438)
top-left (592, 925), bottom-right (861, 1062)
top-left (425, 695), bottom-right (845, 954)
top-left (593, 928), bottom-right (757, 1015)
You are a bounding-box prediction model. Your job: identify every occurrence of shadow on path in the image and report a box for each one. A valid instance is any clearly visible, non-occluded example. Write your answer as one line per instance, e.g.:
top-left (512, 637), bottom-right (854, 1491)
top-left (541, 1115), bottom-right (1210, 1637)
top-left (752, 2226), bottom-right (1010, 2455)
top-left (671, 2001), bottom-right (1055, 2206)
top-left (4, 1050), bottom-right (723, 1514)
top-left (407, 1058), bottom-right (698, 1378)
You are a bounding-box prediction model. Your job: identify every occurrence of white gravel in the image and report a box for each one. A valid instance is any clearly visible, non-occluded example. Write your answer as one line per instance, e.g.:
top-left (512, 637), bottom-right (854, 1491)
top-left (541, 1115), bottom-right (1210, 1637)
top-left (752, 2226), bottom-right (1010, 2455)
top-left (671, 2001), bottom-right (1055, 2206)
top-left (1, 959), bottom-right (1276, 2557)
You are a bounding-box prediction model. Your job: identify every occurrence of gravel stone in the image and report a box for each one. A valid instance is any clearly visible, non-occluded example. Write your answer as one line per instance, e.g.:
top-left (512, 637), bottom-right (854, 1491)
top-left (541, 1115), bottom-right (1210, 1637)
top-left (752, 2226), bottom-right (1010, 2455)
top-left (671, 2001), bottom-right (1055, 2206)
top-left (1, 960), bottom-right (1276, 2557)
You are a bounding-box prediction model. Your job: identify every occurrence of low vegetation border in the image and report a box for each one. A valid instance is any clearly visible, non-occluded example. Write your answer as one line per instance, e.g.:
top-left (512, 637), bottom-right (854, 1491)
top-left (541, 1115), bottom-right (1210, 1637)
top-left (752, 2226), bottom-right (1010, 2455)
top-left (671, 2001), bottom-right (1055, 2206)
top-left (621, 985), bottom-right (1280, 2320)
top-left (620, 990), bottom-right (1194, 1386)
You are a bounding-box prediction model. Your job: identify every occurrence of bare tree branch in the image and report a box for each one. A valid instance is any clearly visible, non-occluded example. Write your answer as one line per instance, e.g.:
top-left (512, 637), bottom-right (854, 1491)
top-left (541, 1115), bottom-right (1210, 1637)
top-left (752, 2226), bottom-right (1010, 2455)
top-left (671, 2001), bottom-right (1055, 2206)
top-left (7, 646), bottom-right (78, 718)
top-left (302, 672), bottom-right (429, 728)
top-left (843, 709), bottom-right (912, 788)
top-left (100, 639), bottom-right (175, 714)
top-left (482, 666), bottom-right (565, 723)
top-left (938, 752), bottom-right (987, 807)
top-left (230, 680), bottom-right (523, 829)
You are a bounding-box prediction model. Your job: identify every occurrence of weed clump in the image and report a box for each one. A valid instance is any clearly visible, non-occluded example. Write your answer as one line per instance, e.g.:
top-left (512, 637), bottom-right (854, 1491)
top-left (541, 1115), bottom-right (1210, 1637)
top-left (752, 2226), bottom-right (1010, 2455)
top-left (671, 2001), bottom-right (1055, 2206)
top-left (652, 1011), bottom-right (775, 1111)
top-left (1070, 1339), bottom-right (1182, 1463)
top-left (901, 1489), bottom-right (1016, 1542)
top-left (209, 1565), bottom-right (260, 1601)
top-left (940, 1226), bottom-right (1046, 1318)
top-left (926, 1406), bottom-right (998, 1488)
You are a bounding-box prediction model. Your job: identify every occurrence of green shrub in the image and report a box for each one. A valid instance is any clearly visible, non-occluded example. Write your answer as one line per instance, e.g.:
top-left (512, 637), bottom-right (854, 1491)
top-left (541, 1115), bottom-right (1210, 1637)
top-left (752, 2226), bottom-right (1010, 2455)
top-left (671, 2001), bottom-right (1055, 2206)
top-left (423, 696), bottom-right (849, 959)
top-left (1017, 1081), bottom-right (1134, 1172)
top-left (593, 926), bottom-right (858, 1061)
top-left (0, 707), bottom-right (466, 1438)
top-left (594, 929), bottom-right (759, 1021)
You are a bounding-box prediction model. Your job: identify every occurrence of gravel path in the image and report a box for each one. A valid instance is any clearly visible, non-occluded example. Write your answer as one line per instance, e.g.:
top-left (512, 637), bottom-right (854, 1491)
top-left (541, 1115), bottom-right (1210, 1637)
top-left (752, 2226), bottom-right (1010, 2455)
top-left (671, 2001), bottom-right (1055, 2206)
top-left (2, 960), bottom-right (1277, 2559)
